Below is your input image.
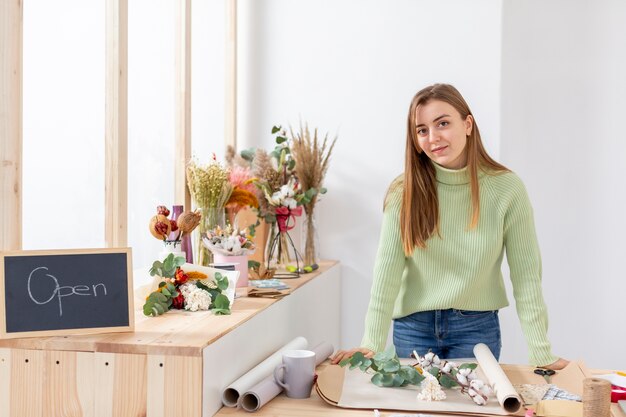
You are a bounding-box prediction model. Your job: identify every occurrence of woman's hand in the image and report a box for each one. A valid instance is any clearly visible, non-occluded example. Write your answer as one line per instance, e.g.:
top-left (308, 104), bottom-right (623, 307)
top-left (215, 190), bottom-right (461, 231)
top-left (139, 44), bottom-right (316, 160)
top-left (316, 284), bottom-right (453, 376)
top-left (331, 348), bottom-right (374, 365)
top-left (541, 357), bottom-right (570, 371)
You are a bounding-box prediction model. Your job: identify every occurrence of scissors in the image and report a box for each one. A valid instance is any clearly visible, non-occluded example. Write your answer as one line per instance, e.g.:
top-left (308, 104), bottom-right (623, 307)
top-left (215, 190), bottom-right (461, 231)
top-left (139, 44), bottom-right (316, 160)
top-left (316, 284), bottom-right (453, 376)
top-left (534, 368), bottom-right (556, 384)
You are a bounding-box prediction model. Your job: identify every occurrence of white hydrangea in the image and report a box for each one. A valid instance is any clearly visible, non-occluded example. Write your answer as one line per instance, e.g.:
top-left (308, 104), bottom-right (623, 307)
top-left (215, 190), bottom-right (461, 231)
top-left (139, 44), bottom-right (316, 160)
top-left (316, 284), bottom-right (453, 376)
top-left (417, 373), bottom-right (446, 402)
top-left (179, 283), bottom-right (212, 312)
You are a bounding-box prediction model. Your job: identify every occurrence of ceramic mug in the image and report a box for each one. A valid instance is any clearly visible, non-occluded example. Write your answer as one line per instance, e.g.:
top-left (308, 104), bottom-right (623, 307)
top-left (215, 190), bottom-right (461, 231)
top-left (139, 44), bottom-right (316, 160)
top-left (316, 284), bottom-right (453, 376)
top-left (273, 349), bottom-right (316, 399)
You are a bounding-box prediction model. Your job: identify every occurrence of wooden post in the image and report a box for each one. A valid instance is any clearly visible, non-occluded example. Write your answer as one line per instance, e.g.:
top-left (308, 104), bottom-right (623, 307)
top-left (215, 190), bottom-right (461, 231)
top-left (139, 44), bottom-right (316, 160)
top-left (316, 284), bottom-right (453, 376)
top-left (0, 0), bottom-right (23, 251)
top-left (225, 0), bottom-right (237, 151)
top-left (105, 0), bottom-right (128, 248)
top-left (175, 0), bottom-right (192, 209)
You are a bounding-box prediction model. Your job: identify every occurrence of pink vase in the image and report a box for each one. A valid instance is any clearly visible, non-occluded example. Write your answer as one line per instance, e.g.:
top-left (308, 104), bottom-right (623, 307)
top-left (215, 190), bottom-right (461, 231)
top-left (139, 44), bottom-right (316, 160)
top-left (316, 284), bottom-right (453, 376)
top-left (212, 253), bottom-right (249, 287)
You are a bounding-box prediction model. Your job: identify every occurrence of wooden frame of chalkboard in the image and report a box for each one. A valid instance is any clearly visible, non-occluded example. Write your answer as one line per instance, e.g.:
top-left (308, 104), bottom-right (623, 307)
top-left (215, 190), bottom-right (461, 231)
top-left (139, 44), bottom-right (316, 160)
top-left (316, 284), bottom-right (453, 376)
top-left (0, 248), bottom-right (134, 339)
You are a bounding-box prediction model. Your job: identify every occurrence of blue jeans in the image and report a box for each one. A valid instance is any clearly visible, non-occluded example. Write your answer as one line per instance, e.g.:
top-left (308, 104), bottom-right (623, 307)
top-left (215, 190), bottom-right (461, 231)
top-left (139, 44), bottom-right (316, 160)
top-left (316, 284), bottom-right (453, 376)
top-left (393, 309), bottom-right (501, 359)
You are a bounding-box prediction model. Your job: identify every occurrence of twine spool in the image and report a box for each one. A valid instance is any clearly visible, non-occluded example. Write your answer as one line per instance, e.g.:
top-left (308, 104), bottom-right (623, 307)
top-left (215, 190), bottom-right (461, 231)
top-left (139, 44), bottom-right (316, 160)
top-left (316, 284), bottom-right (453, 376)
top-left (583, 378), bottom-right (611, 417)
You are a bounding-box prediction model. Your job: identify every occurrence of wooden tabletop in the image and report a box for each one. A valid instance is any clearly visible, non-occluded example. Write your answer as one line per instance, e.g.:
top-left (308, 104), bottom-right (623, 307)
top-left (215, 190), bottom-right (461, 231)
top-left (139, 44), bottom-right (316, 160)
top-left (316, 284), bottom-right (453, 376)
top-left (215, 362), bottom-right (622, 417)
top-left (0, 261), bottom-right (339, 356)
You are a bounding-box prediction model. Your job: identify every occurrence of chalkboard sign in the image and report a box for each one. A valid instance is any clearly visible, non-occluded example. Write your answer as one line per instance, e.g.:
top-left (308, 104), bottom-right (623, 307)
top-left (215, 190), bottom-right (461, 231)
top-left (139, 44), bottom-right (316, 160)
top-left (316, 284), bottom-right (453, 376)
top-left (0, 248), bottom-right (134, 339)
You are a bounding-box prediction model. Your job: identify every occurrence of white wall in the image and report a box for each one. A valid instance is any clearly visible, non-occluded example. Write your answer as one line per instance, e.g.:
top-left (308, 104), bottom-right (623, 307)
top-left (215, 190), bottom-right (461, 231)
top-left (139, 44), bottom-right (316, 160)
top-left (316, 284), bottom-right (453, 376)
top-left (238, 0), bottom-right (503, 359)
top-left (500, 0), bottom-right (626, 369)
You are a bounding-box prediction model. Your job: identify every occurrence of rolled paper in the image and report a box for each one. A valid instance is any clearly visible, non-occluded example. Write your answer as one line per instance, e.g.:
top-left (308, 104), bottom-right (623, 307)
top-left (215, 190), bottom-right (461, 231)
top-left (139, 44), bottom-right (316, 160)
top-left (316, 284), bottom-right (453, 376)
top-left (240, 341), bottom-right (335, 412)
top-left (583, 378), bottom-right (611, 417)
top-left (473, 343), bottom-right (522, 413)
top-left (221, 336), bottom-right (308, 407)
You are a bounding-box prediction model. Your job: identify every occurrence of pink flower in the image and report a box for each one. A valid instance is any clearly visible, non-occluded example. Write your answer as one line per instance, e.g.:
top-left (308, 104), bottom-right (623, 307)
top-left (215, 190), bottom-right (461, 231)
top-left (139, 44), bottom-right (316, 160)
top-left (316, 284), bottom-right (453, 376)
top-left (229, 166), bottom-right (256, 193)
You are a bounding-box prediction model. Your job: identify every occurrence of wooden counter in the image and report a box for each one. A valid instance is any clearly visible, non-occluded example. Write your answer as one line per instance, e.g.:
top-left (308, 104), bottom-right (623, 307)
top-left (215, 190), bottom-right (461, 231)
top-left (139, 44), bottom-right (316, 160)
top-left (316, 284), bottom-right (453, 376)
top-left (0, 261), bottom-right (341, 417)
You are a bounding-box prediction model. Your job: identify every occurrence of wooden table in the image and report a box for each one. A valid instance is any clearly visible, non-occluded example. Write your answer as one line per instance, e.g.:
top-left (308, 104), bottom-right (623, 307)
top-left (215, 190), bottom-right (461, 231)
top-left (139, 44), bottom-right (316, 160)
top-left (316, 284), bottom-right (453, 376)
top-left (0, 261), bottom-right (341, 417)
top-left (216, 363), bottom-right (625, 417)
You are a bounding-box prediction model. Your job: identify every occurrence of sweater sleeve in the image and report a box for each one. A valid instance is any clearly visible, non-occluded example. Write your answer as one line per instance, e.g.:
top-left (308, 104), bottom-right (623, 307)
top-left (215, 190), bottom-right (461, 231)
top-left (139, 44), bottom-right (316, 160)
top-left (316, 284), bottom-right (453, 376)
top-left (502, 176), bottom-right (558, 366)
top-left (360, 189), bottom-right (407, 352)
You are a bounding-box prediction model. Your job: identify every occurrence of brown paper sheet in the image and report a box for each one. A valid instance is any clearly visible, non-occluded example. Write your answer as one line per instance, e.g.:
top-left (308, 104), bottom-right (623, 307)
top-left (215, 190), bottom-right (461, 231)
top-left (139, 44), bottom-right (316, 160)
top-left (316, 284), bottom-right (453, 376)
top-left (239, 342), bottom-right (335, 412)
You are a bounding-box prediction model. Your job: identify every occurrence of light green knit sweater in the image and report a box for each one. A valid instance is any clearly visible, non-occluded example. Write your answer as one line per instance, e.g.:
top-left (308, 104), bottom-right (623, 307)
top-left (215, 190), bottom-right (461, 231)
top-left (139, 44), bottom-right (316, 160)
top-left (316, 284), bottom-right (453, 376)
top-left (361, 162), bottom-right (558, 366)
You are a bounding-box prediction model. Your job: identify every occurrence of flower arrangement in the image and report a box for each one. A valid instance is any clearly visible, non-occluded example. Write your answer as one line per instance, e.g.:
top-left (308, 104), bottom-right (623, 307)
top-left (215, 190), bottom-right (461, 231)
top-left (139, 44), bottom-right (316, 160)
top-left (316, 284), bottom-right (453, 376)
top-left (186, 156), bottom-right (234, 265)
top-left (148, 205), bottom-right (201, 245)
top-left (202, 225), bottom-right (256, 257)
top-left (290, 123), bottom-right (337, 266)
top-left (243, 126), bottom-right (321, 272)
top-left (339, 347), bottom-right (492, 406)
top-left (143, 254), bottom-right (231, 316)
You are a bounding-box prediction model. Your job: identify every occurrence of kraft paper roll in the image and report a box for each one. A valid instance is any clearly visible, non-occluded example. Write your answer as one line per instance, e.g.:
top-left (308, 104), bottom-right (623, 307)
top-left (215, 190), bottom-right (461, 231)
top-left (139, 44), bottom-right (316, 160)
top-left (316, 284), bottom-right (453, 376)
top-left (473, 343), bottom-right (522, 413)
top-left (221, 336), bottom-right (308, 407)
top-left (583, 378), bottom-right (611, 417)
top-left (240, 341), bottom-right (335, 412)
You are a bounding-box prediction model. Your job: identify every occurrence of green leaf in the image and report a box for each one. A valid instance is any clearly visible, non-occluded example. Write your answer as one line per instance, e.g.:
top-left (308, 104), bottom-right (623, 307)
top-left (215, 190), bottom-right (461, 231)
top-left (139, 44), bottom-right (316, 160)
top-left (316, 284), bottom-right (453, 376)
top-left (383, 361), bottom-right (400, 373)
top-left (196, 281), bottom-right (210, 291)
top-left (158, 281), bottom-right (166, 288)
top-left (320, 187), bottom-right (327, 194)
top-left (350, 352), bottom-right (365, 363)
top-left (271, 125), bottom-right (281, 134)
top-left (381, 374), bottom-right (394, 387)
top-left (459, 363), bottom-right (478, 370)
top-left (149, 260), bottom-right (164, 277)
top-left (241, 148), bottom-right (256, 162)
top-left (392, 374), bottom-right (405, 387)
top-left (439, 374), bottom-right (458, 389)
top-left (428, 366), bottom-right (440, 377)
top-left (213, 308), bottom-right (231, 315)
top-left (248, 260), bottom-right (260, 269)
top-left (174, 256), bottom-right (186, 267)
top-left (149, 292), bottom-right (168, 303)
top-left (216, 274), bottom-right (229, 291)
top-left (288, 159), bottom-right (296, 170)
top-left (305, 188), bottom-right (318, 199)
top-left (371, 373), bottom-right (384, 387)
top-left (161, 287), bottom-right (171, 297)
top-left (214, 293), bottom-right (230, 310)
top-left (153, 302), bottom-right (165, 314)
top-left (339, 358), bottom-right (351, 367)
top-left (276, 136), bottom-right (287, 144)
top-left (143, 303), bottom-right (154, 316)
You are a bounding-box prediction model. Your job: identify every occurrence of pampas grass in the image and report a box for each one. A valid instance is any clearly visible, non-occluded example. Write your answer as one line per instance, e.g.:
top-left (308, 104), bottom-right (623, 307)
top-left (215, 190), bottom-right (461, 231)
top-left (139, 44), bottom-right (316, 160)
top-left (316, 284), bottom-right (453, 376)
top-left (290, 123), bottom-right (337, 265)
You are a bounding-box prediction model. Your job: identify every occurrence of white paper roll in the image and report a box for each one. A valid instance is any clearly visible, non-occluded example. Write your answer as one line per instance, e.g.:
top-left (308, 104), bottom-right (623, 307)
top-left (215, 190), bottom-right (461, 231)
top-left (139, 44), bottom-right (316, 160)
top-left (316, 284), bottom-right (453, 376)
top-left (221, 336), bottom-right (308, 407)
top-left (240, 341), bottom-right (335, 412)
top-left (473, 343), bottom-right (522, 413)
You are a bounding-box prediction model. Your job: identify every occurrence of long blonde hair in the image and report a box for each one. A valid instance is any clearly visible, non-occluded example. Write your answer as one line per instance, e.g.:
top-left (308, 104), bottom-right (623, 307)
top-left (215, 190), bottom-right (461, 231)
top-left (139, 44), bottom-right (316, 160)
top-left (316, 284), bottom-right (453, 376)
top-left (388, 83), bottom-right (509, 256)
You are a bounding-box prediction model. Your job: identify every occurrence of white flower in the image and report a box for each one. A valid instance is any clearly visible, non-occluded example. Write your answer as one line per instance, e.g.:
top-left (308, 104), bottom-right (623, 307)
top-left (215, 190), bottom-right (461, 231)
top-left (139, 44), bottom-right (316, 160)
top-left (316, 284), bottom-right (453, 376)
top-left (269, 190), bottom-right (283, 206)
top-left (469, 379), bottom-right (492, 397)
top-left (280, 184), bottom-right (294, 198)
top-left (419, 351), bottom-right (441, 370)
top-left (456, 368), bottom-right (473, 386)
top-left (284, 197), bottom-right (297, 209)
top-left (417, 373), bottom-right (446, 402)
top-left (468, 387), bottom-right (487, 405)
top-left (179, 283), bottom-right (212, 312)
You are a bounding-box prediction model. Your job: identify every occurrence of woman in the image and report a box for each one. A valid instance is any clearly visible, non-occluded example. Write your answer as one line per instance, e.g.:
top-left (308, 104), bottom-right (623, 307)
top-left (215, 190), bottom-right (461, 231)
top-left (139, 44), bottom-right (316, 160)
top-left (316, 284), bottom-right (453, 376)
top-left (332, 84), bottom-right (567, 370)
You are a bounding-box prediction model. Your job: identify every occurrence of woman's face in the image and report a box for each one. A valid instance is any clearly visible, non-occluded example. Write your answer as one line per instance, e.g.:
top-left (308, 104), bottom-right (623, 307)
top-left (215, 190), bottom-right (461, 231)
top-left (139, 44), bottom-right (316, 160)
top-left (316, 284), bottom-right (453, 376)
top-left (414, 100), bottom-right (473, 170)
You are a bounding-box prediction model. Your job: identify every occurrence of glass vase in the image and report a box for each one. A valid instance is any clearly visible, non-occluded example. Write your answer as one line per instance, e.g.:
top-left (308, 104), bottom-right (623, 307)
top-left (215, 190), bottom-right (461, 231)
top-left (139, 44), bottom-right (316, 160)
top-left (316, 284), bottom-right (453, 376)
top-left (266, 223), bottom-right (301, 278)
top-left (302, 209), bottom-right (320, 266)
top-left (196, 207), bottom-right (225, 266)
